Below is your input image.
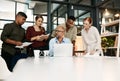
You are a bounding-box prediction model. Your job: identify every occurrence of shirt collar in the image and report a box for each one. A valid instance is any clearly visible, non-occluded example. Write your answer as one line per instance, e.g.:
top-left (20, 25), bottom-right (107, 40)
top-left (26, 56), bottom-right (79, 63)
top-left (13, 21), bottom-right (21, 27)
top-left (55, 37), bottom-right (65, 44)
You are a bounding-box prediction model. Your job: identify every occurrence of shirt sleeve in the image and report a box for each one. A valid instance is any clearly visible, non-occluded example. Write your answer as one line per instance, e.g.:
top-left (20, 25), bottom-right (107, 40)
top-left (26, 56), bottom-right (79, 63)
top-left (41, 27), bottom-right (46, 34)
top-left (72, 26), bottom-right (77, 41)
top-left (26, 27), bottom-right (33, 41)
top-left (94, 27), bottom-right (101, 50)
top-left (66, 38), bottom-right (72, 43)
top-left (1, 24), bottom-right (13, 42)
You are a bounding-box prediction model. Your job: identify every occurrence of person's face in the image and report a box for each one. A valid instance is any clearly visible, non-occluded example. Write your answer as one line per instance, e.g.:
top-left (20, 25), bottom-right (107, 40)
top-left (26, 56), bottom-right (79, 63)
top-left (35, 18), bottom-right (43, 27)
top-left (66, 19), bottom-right (74, 28)
top-left (16, 15), bottom-right (26, 25)
top-left (55, 27), bottom-right (64, 38)
top-left (83, 20), bottom-right (91, 29)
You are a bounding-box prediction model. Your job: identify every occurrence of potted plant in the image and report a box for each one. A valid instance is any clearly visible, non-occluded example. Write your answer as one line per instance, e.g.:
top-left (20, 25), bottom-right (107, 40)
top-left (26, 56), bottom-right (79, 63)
top-left (101, 37), bottom-right (115, 56)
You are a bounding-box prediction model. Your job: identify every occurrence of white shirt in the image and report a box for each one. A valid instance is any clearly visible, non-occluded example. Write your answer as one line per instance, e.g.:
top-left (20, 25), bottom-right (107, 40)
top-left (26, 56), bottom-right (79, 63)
top-left (81, 26), bottom-right (101, 52)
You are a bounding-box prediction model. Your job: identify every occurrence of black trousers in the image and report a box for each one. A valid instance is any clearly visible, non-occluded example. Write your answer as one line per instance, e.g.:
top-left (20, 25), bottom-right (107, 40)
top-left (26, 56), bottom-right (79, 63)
top-left (1, 49), bottom-right (28, 72)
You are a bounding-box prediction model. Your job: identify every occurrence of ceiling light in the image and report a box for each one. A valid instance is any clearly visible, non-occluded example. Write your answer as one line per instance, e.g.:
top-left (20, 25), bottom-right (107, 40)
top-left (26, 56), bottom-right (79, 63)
top-left (102, 17), bottom-right (105, 24)
top-left (71, 5), bottom-right (73, 9)
top-left (104, 9), bottom-right (110, 16)
top-left (114, 13), bottom-right (120, 17)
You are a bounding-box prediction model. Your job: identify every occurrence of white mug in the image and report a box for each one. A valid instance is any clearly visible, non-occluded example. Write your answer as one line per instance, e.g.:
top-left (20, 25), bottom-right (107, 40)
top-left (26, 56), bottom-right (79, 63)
top-left (43, 50), bottom-right (49, 56)
top-left (34, 50), bottom-right (40, 58)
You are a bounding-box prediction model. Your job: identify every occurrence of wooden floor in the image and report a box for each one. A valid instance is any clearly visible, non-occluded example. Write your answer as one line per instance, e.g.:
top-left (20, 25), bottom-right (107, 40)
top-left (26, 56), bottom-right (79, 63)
top-left (2, 56), bottom-right (120, 81)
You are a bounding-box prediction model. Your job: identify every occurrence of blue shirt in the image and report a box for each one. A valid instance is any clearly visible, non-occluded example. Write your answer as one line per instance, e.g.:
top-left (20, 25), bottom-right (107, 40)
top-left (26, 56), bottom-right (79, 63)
top-left (49, 37), bottom-right (71, 56)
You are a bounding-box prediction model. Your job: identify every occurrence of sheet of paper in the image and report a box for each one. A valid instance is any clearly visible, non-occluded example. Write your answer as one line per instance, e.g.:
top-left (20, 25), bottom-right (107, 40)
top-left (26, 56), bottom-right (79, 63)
top-left (84, 52), bottom-right (100, 57)
top-left (15, 42), bottom-right (32, 48)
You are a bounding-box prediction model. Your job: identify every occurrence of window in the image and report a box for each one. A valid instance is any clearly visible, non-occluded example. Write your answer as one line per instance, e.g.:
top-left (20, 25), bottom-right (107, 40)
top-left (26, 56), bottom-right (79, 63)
top-left (58, 17), bottom-right (65, 24)
top-left (0, 30), bottom-right (3, 49)
top-left (22, 22), bottom-right (33, 30)
top-left (0, 21), bottom-right (12, 29)
top-left (17, 3), bottom-right (34, 22)
top-left (42, 23), bottom-right (47, 31)
top-left (0, 1), bottom-right (15, 20)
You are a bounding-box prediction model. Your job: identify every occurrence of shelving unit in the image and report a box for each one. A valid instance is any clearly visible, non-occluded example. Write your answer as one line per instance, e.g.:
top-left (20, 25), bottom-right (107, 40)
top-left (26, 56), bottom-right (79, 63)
top-left (101, 19), bottom-right (120, 57)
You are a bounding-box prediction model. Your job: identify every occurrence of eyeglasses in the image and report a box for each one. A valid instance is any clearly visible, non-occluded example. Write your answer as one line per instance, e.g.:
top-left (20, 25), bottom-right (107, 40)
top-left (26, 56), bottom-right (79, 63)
top-left (55, 30), bottom-right (64, 32)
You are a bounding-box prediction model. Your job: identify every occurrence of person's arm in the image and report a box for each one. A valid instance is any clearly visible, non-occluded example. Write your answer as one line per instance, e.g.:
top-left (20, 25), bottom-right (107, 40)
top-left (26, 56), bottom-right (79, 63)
top-left (72, 40), bottom-right (75, 46)
top-left (72, 26), bottom-right (77, 44)
top-left (1, 24), bottom-right (22, 46)
top-left (26, 27), bottom-right (40, 41)
top-left (89, 27), bottom-right (101, 55)
top-left (65, 38), bottom-right (71, 43)
top-left (40, 27), bottom-right (49, 40)
top-left (71, 27), bottom-right (77, 55)
top-left (5, 39), bottom-right (22, 46)
top-left (94, 27), bottom-right (101, 50)
top-left (31, 36), bottom-right (38, 41)
top-left (31, 35), bottom-right (45, 41)
top-left (26, 27), bottom-right (36, 41)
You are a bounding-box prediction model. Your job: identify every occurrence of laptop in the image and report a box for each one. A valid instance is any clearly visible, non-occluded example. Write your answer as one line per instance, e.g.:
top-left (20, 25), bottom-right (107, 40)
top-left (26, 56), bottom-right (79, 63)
top-left (53, 44), bottom-right (73, 57)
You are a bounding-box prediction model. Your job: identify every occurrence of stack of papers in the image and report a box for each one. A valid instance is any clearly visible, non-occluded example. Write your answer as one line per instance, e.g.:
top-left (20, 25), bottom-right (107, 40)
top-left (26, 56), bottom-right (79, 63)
top-left (16, 42), bottom-right (32, 48)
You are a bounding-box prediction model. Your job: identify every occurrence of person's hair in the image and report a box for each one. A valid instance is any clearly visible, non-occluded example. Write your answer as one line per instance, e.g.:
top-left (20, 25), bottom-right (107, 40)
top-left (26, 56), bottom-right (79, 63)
top-left (83, 17), bottom-right (93, 24)
top-left (16, 12), bottom-right (27, 18)
top-left (56, 25), bottom-right (65, 32)
top-left (55, 25), bottom-right (66, 36)
top-left (68, 16), bottom-right (76, 21)
top-left (35, 15), bottom-right (43, 21)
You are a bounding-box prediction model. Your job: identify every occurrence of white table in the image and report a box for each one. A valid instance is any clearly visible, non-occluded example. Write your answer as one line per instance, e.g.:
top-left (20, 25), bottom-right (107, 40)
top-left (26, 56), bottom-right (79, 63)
top-left (0, 56), bottom-right (12, 79)
top-left (4, 56), bottom-right (120, 81)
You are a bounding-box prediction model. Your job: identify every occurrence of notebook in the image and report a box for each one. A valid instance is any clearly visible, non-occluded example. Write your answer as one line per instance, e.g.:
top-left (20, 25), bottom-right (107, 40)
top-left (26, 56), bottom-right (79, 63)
top-left (53, 44), bottom-right (73, 57)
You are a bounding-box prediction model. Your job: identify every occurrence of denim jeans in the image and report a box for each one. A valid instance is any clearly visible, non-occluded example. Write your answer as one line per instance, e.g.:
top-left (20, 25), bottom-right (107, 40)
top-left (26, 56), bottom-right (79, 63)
top-left (1, 49), bottom-right (28, 72)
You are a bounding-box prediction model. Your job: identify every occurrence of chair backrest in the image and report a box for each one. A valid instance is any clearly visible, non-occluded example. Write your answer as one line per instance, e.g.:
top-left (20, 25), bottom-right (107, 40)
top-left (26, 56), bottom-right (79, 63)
top-left (0, 56), bottom-right (11, 79)
top-left (75, 36), bottom-right (85, 51)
